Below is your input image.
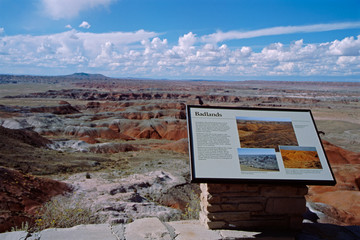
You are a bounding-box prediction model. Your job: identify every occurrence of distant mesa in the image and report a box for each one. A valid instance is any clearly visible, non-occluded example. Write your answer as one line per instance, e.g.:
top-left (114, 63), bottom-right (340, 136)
top-left (64, 72), bottom-right (109, 80)
top-left (0, 72), bottom-right (111, 84)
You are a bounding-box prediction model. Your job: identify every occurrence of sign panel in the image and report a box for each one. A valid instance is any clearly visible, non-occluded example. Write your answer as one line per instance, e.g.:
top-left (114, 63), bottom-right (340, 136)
top-left (187, 105), bottom-right (336, 185)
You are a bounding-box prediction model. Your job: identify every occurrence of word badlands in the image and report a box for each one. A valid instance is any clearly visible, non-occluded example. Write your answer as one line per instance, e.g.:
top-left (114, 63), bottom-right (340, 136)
top-left (194, 112), bottom-right (222, 117)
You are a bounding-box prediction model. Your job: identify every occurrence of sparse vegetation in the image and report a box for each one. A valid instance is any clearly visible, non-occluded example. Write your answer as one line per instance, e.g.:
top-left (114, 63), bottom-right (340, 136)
top-left (181, 190), bottom-right (200, 220)
top-left (11, 222), bottom-right (30, 232)
top-left (31, 195), bottom-right (105, 232)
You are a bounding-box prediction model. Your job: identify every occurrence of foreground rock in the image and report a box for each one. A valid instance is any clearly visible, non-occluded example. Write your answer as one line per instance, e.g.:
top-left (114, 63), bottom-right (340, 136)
top-left (61, 171), bottom-right (188, 224)
top-left (2, 218), bottom-right (360, 240)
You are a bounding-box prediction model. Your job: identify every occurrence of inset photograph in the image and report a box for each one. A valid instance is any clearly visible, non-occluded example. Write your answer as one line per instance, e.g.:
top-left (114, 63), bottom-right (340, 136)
top-left (280, 146), bottom-right (322, 169)
top-left (238, 148), bottom-right (279, 172)
top-left (236, 116), bottom-right (298, 152)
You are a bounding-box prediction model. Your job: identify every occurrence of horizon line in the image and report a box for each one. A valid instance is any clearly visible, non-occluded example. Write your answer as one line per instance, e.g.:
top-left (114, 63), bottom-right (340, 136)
top-left (0, 72), bottom-right (359, 83)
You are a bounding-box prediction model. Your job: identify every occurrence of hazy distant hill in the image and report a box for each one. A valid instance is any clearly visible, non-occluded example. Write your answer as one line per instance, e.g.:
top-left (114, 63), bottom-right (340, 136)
top-left (0, 72), bottom-right (110, 84)
top-left (63, 72), bottom-right (109, 80)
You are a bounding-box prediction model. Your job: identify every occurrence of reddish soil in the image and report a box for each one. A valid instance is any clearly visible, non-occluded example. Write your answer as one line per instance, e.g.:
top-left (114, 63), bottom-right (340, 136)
top-left (79, 135), bottom-right (99, 144)
top-left (322, 140), bottom-right (360, 165)
top-left (157, 138), bottom-right (189, 154)
top-left (307, 140), bottom-right (360, 225)
top-left (0, 125), bottom-right (51, 148)
top-left (0, 167), bottom-right (70, 232)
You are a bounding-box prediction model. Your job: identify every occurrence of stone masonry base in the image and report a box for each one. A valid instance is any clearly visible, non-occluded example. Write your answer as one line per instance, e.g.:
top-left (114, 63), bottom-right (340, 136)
top-left (200, 183), bottom-right (308, 231)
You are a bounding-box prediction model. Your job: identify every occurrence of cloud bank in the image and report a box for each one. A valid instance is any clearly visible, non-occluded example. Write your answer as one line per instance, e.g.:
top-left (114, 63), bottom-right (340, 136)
top-left (42, 0), bottom-right (117, 19)
top-left (0, 28), bottom-right (359, 79)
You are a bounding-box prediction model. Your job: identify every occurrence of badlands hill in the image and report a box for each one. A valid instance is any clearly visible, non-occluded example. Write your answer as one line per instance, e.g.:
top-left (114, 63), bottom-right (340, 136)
top-left (0, 75), bottom-right (360, 232)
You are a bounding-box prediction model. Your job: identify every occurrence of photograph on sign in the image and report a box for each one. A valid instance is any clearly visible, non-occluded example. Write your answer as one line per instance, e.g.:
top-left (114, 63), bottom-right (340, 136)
top-left (186, 105), bottom-right (336, 185)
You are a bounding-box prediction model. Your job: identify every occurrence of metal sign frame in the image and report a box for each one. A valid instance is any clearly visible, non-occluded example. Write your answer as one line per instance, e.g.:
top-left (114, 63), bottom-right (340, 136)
top-left (187, 105), bottom-right (336, 185)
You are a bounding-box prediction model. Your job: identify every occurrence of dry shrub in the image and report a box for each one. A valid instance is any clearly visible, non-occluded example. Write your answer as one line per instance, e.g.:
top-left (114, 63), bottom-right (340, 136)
top-left (181, 190), bottom-right (200, 220)
top-left (32, 195), bottom-right (105, 231)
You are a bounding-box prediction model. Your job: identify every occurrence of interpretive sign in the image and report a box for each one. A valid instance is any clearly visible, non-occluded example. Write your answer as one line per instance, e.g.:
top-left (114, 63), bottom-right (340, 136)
top-left (187, 105), bottom-right (336, 185)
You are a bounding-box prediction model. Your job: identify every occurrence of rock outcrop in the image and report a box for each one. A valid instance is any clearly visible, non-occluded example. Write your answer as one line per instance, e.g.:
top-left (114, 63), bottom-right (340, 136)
top-left (306, 140), bottom-right (360, 225)
top-left (63, 171), bottom-right (186, 224)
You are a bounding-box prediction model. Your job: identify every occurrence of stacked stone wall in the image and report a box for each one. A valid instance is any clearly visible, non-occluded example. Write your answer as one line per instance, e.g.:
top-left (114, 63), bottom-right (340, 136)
top-left (199, 183), bottom-right (308, 230)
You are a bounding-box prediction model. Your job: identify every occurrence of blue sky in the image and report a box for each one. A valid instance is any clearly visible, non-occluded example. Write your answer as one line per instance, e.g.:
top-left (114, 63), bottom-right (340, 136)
top-left (236, 116), bottom-right (291, 122)
top-left (238, 148), bottom-right (276, 156)
top-left (0, 0), bottom-right (360, 81)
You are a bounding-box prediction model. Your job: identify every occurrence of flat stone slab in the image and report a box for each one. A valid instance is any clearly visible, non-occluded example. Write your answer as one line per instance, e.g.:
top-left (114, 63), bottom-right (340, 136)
top-left (2, 219), bottom-right (360, 240)
top-left (168, 220), bottom-right (222, 240)
top-left (218, 229), bottom-right (262, 239)
top-left (33, 224), bottom-right (116, 240)
top-left (0, 231), bottom-right (29, 240)
top-left (125, 217), bottom-right (172, 240)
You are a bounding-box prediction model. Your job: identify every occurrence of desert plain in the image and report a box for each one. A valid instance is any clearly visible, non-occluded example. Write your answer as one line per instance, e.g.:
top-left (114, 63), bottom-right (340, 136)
top-left (0, 73), bottom-right (360, 232)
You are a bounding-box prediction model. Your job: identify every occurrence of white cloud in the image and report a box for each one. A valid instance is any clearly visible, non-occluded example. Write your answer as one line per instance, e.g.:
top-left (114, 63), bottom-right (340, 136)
top-left (178, 32), bottom-right (197, 49)
top-left (0, 28), bottom-right (4, 34)
top-left (0, 29), bottom-right (157, 70)
top-left (42, 0), bottom-right (116, 19)
top-left (328, 36), bottom-right (360, 56)
top-left (202, 22), bottom-right (360, 43)
top-left (65, 25), bottom-right (72, 29)
top-left (1, 29), bottom-right (360, 79)
top-left (79, 21), bottom-right (91, 29)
